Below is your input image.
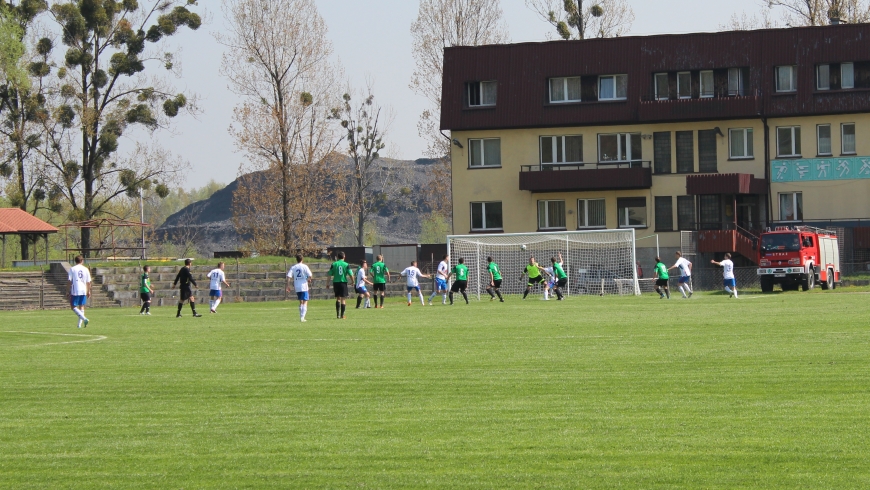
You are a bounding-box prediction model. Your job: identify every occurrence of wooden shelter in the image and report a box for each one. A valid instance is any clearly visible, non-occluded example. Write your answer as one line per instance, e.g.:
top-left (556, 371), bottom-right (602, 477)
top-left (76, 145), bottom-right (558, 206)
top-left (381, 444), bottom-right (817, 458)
top-left (61, 218), bottom-right (149, 260)
top-left (0, 208), bottom-right (59, 268)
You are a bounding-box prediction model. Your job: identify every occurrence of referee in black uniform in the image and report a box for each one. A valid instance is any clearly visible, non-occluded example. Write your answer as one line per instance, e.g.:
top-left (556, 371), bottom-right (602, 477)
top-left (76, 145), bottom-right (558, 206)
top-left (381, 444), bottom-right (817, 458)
top-left (173, 258), bottom-right (202, 318)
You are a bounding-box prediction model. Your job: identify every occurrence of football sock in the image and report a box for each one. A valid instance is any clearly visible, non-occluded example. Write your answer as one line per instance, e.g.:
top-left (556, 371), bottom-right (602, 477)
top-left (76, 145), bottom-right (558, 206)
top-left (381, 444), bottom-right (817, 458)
top-left (665, 289), bottom-right (670, 299)
top-left (685, 283), bottom-right (693, 293)
top-left (486, 287), bottom-right (494, 298)
top-left (73, 308), bottom-right (86, 321)
top-left (209, 300), bottom-right (215, 311)
top-left (462, 292), bottom-right (468, 303)
top-left (429, 291), bottom-right (437, 302)
top-left (556, 289), bottom-right (563, 300)
top-left (365, 298), bottom-right (370, 308)
top-left (418, 293), bottom-right (425, 305)
top-left (725, 286), bottom-right (733, 294)
top-left (214, 298), bottom-right (221, 311)
top-left (733, 289), bottom-right (739, 298)
top-left (177, 303), bottom-right (183, 315)
top-left (145, 303), bottom-right (150, 313)
top-left (679, 286), bottom-right (687, 298)
top-left (190, 302), bottom-right (197, 315)
top-left (299, 304), bottom-right (304, 319)
top-left (407, 293), bottom-right (412, 303)
top-left (544, 289), bottom-right (549, 300)
top-left (340, 304), bottom-right (346, 317)
top-left (335, 301), bottom-right (340, 317)
top-left (448, 292), bottom-right (454, 303)
top-left (523, 290), bottom-right (529, 299)
top-left (356, 297), bottom-right (362, 309)
top-left (139, 304), bottom-right (146, 313)
top-left (496, 290), bottom-right (503, 300)
top-left (302, 304), bottom-right (307, 318)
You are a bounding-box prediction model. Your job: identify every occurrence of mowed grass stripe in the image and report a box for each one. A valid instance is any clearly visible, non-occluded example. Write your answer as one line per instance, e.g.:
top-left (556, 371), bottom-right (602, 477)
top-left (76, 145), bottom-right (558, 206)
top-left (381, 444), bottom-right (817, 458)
top-left (1, 292), bottom-right (869, 488)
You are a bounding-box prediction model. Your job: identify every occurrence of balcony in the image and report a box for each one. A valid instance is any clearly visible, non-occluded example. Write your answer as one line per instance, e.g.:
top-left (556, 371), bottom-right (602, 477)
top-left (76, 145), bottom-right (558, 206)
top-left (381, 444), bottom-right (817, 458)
top-left (519, 161), bottom-right (652, 193)
top-left (638, 94), bottom-right (760, 123)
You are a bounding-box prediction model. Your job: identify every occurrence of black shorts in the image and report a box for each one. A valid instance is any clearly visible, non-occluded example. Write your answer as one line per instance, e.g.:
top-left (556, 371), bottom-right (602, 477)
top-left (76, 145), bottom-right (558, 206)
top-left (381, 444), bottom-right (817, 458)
top-left (556, 278), bottom-right (568, 288)
top-left (451, 280), bottom-right (467, 293)
top-left (655, 279), bottom-right (669, 287)
top-left (180, 287), bottom-right (193, 301)
top-left (372, 282), bottom-right (386, 292)
top-left (492, 279), bottom-right (502, 289)
top-left (528, 275), bottom-right (544, 286)
top-left (333, 282), bottom-right (349, 298)
top-left (140, 292), bottom-right (151, 302)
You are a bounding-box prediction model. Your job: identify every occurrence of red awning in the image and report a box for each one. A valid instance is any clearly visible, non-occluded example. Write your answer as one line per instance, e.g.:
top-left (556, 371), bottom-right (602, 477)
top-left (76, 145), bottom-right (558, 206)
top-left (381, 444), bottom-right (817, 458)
top-left (686, 173), bottom-right (767, 195)
top-left (0, 208), bottom-right (59, 234)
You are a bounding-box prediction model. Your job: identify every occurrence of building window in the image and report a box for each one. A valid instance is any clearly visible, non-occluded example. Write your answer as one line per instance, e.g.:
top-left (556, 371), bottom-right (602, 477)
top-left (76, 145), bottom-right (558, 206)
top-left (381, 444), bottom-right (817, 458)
top-left (598, 133), bottom-right (641, 162)
top-left (677, 196), bottom-right (695, 230)
top-left (468, 138), bottom-right (501, 167)
top-left (775, 65), bottom-right (797, 92)
top-left (817, 64), bottom-right (830, 90)
top-left (817, 124), bottom-right (832, 155)
top-left (698, 129), bottom-right (718, 173)
top-left (699, 195), bottom-right (721, 229)
top-left (654, 73), bottom-right (669, 100)
top-left (549, 77), bottom-right (582, 103)
top-left (538, 200), bottom-right (566, 230)
top-left (467, 81), bottom-right (497, 107)
top-left (728, 68), bottom-right (744, 96)
top-left (654, 196), bottom-right (674, 231)
top-left (617, 197), bottom-right (646, 228)
top-left (541, 135), bottom-right (583, 164)
top-left (779, 192), bottom-right (803, 222)
top-left (470, 202), bottom-right (503, 231)
top-left (653, 132), bottom-right (672, 174)
top-left (842, 63), bottom-right (855, 89)
top-left (677, 72), bottom-right (691, 98)
top-left (676, 130), bottom-right (694, 173)
top-left (776, 126), bottom-right (801, 157)
top-left (598, 74), bottom-right (627, 100)
top-left (842, 123), bottom-right (856, 154)
top-left (729, 128), bottom-right (753, 159)
top-left (700, 70), bottom-right (714, 98)
top-left (578, 199), bottom-right (606, 228)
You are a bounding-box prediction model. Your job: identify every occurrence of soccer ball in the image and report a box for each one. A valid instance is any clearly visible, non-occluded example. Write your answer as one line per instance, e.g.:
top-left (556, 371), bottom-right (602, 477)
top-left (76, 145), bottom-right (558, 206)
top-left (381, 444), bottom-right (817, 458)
top-left (521, 244), bottom-right (527, 251)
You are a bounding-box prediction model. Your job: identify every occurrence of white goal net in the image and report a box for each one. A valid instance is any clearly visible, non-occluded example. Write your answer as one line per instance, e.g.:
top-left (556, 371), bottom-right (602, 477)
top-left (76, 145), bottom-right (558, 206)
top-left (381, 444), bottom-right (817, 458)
top-left (447, 229), bottom-right (639, 300)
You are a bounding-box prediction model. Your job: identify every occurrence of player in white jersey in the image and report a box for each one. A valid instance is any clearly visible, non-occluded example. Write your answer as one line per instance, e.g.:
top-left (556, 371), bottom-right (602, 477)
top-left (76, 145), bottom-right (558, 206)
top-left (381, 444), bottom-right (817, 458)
top-left (207, 262), bottom-right (231, 313)
top-left (541, 265), bottom-right (555, 300)
top-left (401, 260), bottom-right (430, 306)
top-left (67, 255), bottom-right (92, 328)
top-left (428, 255), bottom-right (450, 305)
top-left (286, 254), bottom-right (313, 322)
top-left (355, 260), bottom-right (372, 309)
top-left (711, 252), bottom-right (738, 298)
top-left (669, 251), bottom-right (693, 298)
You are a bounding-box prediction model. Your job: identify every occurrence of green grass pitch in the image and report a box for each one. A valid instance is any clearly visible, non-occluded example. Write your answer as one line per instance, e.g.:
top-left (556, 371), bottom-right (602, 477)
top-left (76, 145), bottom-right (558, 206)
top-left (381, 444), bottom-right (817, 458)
top-left (2, 291), bottom-right (870, 488)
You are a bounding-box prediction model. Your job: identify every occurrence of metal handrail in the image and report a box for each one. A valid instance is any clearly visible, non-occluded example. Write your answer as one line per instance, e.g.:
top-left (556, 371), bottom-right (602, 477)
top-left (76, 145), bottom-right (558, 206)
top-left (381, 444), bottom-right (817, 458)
top-left (521, 161), bottom-right (651, 172)
top-left (640, 89), bottom-right (760, 102)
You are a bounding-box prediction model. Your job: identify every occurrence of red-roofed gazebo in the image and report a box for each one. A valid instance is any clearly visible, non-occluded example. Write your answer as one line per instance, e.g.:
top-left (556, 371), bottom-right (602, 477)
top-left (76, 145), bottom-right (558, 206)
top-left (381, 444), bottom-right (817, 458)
top-left (0, 208), bottom-right (59, 267)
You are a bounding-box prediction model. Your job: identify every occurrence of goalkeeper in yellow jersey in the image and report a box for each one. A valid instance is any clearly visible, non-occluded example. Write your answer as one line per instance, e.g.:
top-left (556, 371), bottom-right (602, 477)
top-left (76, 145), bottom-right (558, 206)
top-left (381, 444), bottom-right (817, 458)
top-left (521, 257), bottom-right (546, 300)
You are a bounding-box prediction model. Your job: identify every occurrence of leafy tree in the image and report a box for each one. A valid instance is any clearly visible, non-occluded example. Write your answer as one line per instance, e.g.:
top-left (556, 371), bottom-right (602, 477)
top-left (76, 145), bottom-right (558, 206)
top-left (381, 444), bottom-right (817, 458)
top-left (419, 212), bottom-right (449, 244)
top-left (0, 0), bottom-right (52, 259)
top-left (525, 0), bottom-right (634, 40)
top-left (219, 0), bottom-right (346, 255)
top-left (41, 0), bottom-right (200, 256)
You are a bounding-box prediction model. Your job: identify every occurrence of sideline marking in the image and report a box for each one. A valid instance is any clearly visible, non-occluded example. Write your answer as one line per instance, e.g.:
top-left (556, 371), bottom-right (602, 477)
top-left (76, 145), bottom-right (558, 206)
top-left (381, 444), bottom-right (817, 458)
top-left (1, 331), bottom-right (107, 347)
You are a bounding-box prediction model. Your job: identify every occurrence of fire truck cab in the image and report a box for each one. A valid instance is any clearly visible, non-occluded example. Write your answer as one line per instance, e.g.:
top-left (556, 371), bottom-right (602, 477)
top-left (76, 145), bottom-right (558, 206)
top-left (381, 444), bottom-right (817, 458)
top-left (757, 226), bottom-right (840, 292)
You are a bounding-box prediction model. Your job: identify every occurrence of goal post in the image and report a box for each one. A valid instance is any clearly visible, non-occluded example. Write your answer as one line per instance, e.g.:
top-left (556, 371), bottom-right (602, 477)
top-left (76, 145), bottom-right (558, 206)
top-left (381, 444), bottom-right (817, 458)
top-left (447, 229), bottom-right (640, 300)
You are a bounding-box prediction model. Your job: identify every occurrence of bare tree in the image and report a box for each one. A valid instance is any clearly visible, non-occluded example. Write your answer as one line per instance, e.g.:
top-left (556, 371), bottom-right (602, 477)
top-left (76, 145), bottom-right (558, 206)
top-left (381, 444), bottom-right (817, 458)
top-left (767, 0), bottom-right (870, 26)
top-left (410, 0), bottom-right (508, 221)
top-left (219, 0), bottom-right (345, 255)
top-left (719, 10), bottom-right (779, 30)
top-left (525, 0), bottom-right (634, 40)
top-left (334, 86), bottom-right (397, 247)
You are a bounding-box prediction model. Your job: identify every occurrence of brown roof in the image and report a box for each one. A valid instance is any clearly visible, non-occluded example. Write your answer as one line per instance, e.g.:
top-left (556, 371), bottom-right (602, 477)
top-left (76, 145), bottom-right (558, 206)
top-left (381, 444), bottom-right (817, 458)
top-left (0, 208), bottom-right (59, 234)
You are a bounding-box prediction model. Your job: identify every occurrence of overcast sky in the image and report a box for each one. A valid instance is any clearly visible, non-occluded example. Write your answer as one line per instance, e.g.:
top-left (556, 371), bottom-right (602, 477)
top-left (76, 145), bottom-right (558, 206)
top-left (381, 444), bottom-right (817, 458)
top-left (161, 0), bottom-right (767, 188)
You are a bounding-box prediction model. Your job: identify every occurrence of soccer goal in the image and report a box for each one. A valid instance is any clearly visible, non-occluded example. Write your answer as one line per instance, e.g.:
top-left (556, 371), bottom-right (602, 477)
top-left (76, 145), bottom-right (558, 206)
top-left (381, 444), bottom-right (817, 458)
top-left (447, 229), bottom-right (640, 300)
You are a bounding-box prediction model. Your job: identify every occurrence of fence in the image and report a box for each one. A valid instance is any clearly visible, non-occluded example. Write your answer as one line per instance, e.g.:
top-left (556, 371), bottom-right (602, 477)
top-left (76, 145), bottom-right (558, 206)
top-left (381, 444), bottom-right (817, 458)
top-left (673, 267), bottom-right (760, 292)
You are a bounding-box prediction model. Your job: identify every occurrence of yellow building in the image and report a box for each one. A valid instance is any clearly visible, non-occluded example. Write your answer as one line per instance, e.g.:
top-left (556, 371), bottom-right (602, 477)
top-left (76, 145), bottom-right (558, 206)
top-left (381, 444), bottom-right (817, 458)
top-left (441, 24), bottom-right (870, 269)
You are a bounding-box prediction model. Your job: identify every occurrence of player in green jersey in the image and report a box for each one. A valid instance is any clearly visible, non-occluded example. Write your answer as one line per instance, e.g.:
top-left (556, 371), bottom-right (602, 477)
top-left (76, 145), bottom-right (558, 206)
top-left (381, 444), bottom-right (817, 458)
top-left (550, 253), bottom-right (568, 301)
top-left (369, 255), bottom-right (390, 308)
top-left (448, 257), bottom-right (469, 305)
top-left (139, 265), bottom-right (153, 315)
top-left (329, 251), bottom-right (355, 319)
top-left (653, 256), bottom-right (671, 299)
top-left (485, 256), bottom-right (504, 302)
top-left (521, 257), bottom-right (546, 300)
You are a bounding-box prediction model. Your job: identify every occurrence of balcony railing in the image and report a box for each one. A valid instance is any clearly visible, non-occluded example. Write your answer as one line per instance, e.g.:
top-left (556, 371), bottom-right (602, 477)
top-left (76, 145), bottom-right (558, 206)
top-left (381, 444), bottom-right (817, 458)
top-left (519, 161), bottom-right (652, 193)
top-left (638, 91), bottom-right (761, 122)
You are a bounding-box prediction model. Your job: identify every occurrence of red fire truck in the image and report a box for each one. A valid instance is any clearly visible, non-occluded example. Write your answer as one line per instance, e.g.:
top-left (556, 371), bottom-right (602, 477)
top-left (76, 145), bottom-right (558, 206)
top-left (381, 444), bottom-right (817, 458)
top-left (757, 226), bottom-right (840, 292)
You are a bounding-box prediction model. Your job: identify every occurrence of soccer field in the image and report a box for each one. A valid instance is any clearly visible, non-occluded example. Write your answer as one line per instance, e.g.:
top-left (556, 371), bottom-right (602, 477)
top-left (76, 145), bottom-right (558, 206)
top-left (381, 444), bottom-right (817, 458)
top-left (2, 291), bottom-right (870, 488)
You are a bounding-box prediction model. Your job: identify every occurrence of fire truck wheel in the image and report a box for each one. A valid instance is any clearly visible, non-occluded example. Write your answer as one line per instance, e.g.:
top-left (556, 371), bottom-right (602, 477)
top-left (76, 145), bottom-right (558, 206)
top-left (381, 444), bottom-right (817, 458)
top-left (801, 272), bottom-right (815, 291)
top-left (821, 268), bottom-right (834, 290)
top-left (760, 276), bottom-right (774, 293)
